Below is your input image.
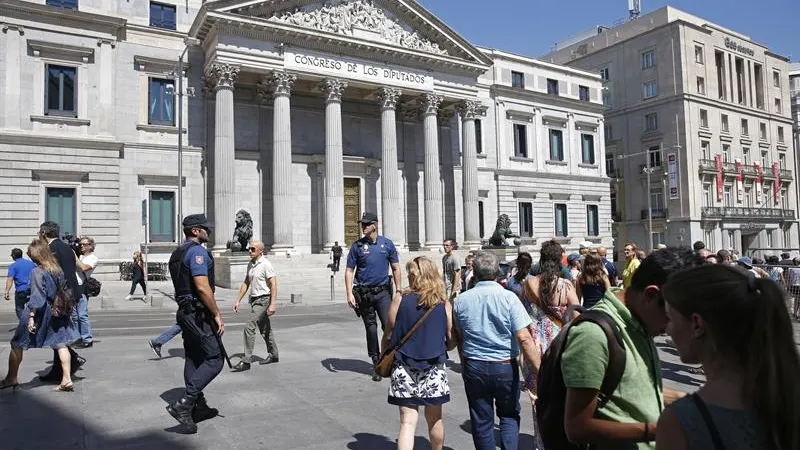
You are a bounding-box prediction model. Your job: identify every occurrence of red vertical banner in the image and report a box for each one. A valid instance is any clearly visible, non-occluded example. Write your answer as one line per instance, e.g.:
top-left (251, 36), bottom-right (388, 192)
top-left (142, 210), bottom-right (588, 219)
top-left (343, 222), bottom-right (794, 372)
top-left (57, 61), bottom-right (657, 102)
top-left (715, 154), bottom-right (723, 201)
top-left (754, 161), bottom-right (763, 204)
top-left (735, 159), bottom-right (743, 203)
top-left (773, 162), bottom-right (780, 204)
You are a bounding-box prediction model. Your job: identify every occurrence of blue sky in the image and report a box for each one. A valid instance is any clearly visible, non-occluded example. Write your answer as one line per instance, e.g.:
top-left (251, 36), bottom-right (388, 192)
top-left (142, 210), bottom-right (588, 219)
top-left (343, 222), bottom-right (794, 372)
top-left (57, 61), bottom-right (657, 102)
top-left (417, 0), bottom-right (798, 62)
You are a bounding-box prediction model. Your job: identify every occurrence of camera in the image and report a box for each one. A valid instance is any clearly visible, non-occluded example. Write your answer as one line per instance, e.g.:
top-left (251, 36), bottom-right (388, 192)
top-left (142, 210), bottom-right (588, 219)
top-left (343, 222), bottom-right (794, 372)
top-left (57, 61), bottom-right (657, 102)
top-left (60, 233), bottom-right (81, 257)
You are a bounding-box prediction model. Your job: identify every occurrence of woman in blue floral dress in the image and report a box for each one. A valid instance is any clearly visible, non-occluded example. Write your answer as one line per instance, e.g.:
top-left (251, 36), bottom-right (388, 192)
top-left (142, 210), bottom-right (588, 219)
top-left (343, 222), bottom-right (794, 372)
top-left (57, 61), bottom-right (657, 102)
top-left (381, 256), bottom-right (456, 450)
top-left (1, 239), bottom-right (79, 392)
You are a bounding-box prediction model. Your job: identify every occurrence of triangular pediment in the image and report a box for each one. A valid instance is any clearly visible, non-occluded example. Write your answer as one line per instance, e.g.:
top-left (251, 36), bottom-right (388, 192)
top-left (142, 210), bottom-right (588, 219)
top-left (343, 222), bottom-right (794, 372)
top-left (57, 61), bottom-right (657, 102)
top-left (206, 0), bottom-right (491, 67)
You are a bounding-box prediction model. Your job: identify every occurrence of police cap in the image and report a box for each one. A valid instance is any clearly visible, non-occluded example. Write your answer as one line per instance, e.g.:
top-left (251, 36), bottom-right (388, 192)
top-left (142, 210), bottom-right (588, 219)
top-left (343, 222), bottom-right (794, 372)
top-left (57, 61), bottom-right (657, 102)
top-left (182, 214), bottom-right (211, 229)
top-left (360, 212), bottom-right (378, 224)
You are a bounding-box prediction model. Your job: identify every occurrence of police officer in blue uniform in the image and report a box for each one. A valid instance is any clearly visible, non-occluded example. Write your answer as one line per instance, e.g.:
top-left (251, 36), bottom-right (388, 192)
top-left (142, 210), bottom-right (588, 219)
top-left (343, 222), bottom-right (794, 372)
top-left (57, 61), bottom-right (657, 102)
top-left (345, 212), bottom-right (402, 381)
top-left (165, 214), bottom-right (225, 433)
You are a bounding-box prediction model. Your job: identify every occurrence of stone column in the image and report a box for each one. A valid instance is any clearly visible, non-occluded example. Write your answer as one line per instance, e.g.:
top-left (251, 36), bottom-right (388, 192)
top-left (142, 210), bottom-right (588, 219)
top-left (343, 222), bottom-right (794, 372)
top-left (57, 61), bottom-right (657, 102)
top-left (733, 229), bottom-right (742, 252)
top-left (206, 63), bottom-right (239, 251)
top-left (269, 71), bottom-right (297, 252)
top-left (96, 39), bottom-right (115, 136)
top-left (1, 24), bottom-right (23, 130)
top-left (377, 87), bottom-right (403, 243)
top-left (421, 93), bottom-right (444, 248)
top-left (321, 79), bottom-right (347, 251)
top-left (457, 100), bottom-right (486, 248)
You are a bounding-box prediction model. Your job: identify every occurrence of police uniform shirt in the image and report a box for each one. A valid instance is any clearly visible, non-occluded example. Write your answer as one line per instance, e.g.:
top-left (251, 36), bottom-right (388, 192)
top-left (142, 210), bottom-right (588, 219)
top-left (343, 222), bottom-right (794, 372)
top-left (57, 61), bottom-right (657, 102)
top-left (183, 240), bottom-right (212, 278)
top-left (346, 235), bottom-right (398, 287)
top-left (247, 255), bottom-right (276, 298)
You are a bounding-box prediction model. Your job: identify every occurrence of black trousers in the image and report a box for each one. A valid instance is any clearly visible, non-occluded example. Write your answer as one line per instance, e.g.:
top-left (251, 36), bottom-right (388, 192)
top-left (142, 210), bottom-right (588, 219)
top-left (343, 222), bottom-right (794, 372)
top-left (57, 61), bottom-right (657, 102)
top-left (176, 305), bottom-right (223, 399)
top-left (129, 276), bottom-right (147, 295)
top-left (357, 288), bottom-right (392, 361)
top-left (332, 256), bottom-right (341, 272)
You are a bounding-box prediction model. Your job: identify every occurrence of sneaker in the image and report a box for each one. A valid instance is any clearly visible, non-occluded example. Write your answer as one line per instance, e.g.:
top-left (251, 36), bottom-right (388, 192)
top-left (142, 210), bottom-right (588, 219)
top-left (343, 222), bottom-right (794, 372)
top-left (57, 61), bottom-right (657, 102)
top-left (371, 371), bottom-right (382, 382)
top-left (125, 295), bottom-right (132, 301)
top-left (148, 340), bottom-right (162, 359)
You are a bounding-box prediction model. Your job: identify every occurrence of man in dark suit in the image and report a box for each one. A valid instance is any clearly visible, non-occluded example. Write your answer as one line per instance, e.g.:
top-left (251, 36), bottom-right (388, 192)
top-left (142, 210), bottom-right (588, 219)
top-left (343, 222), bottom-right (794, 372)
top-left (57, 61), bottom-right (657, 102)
top-left (38, 221), bottom-right (85, 381)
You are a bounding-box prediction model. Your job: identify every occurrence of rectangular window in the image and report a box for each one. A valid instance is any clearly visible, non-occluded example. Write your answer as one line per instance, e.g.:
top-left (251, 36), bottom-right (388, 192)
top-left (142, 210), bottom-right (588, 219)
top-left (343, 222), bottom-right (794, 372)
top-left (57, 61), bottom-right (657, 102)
top-left (760, 122), bottom-right (767, 140)
top-left (744, 186), bottom-right (752, 207)
top-left (697, 76), bottom-right (705, 95)
top-left (722, 144), bottom-right (730, 162)
top-left (45, 187), bottom-right (77, 236)
top-left (599, 67), bottom-right (610, 81)
top-left (581, 134), bottom-right (595, 164)
top-left (754, 63), bottom-right (764, 109)
top-left (700, 109), bottom-right (708, 128)
top-left (606, 153), bottom-right (616, 177)
top-left (586, 205), bottom-right (599, 237)
top-left (149, 191), bottom-right (175, 242)
top-left (579, 85), bottom-right (590, 102)
top-left (779, 152), bottom-right (786, 169)
top-left (741, 119), bottom-right (748, 136)
top-left (645, 112), bottom-right (658, 131)
top-left (643, 81), bottom-right (657, 99)
top-left (642, 50), bottom-right (656, 69)
top-left (602, 89), bottom-right (611, 107)
top-left (735, 58), bottom-right (746, 105)
top-left (701, 140), bottom-right (710, 160)
top-left (761, 150), bottom-right (768, 168)
top-left (549, 129), bottom-right (564, 161)
top-left (775, 98), bottom-right (782, 114)
top-left (715, 51), bottom-right (727, 101)
top-left (150, 2), bottom-right (177, 30)
top-left (773, 70), bottom-right (781, 88)
top-left (721, 114), bottom-right (729, 132)
top-left (45, 65), bottom-right (77, 117)
top-left (478, 201), bottom-right (485, 238)
top-left (695, 45), bottom-right (704, 64)
top-left (475, 119), bottom-right (483, 154)
top-left (767, 230), bottom-right (774, 248)
top-left (513, 123), bottom-right (528, 158)
top-left (703, 183), bottom-right (713, 207)
top-left (650, 186), bottom-right (665, 210)
top-left (555, 204), bottom-right (568, 237)
top-left (724, 185), bottom-right (732, 206)
top-left (778, 126), bottom-right (784, 143)
top-left (511, 71), bottom-right (525, 88)
top-left (781, 188), bottom-right (788, 209)
top-left (148, 78), bottom-right (175, 126)
top-left (46, 0), bottom-right (77, 8)
top-left (519, 202), bottom-right (533, 238)
top-left (743, 147), bottom-right (750, 165)
top-left (652, 232), bottom-right (665, 247)
top-left (604, 124), bottom-right (613, 140)
top-left (547, 78), bottom-right (559, 95)
top-left (648, 145), bottom-right (662, 168)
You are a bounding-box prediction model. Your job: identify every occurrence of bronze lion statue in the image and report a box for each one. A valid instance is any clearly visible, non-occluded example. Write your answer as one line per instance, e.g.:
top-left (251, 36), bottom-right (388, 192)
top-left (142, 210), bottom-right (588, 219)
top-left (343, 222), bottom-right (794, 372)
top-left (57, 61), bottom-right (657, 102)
top-left (227, 209), bottom-right (253, 252)
top-left (488, 213), bottom-right (520, 247)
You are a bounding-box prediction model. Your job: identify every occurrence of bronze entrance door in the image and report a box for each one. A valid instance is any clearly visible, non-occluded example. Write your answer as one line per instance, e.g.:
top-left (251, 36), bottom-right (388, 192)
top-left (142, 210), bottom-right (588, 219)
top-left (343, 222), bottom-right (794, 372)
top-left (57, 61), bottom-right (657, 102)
top-left (343, 178), bottom-right (361, 246)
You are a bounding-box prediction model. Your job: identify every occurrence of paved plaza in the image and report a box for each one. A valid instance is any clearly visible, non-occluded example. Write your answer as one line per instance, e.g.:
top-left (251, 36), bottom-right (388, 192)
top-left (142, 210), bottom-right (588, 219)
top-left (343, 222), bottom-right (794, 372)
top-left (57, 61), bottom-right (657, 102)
top-left (0, 288), bottom-right (753, 450)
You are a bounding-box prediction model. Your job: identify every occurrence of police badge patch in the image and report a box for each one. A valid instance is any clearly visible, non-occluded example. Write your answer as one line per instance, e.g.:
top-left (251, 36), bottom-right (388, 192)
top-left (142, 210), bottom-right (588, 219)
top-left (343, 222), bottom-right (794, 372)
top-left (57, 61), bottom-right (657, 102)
top-left (195, 255), bottom-right (204, 265)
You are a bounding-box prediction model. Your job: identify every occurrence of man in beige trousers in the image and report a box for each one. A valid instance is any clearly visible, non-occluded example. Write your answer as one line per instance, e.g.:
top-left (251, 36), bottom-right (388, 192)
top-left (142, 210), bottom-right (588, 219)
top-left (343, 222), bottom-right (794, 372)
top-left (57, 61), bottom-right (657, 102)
top-left (231, 241), bottom-right (279, 371)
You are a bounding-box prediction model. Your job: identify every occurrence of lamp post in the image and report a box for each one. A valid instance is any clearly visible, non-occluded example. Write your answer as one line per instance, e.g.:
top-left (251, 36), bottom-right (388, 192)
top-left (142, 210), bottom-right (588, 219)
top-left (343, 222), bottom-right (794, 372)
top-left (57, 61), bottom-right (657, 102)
top-left (642, 164), bottom-right (656, 251)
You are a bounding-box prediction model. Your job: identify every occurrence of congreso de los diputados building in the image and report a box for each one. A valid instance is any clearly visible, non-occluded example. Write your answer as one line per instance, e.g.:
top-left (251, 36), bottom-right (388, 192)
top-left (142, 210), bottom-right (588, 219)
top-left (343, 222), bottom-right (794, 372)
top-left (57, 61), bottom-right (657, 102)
top-left (0, 0), bottom-right (612, 284)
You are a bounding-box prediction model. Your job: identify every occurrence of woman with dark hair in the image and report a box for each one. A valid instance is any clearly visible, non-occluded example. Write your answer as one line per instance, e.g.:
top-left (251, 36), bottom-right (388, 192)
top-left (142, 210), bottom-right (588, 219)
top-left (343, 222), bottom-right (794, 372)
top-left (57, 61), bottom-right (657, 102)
top-left (657, 264), bottom-right (800, 450)
top-left (505, 252), bottom-right (533, 300)
top-left (1, 239), bottom-right (79, 392)
top-left (575, 253), bottom-right (610, 309)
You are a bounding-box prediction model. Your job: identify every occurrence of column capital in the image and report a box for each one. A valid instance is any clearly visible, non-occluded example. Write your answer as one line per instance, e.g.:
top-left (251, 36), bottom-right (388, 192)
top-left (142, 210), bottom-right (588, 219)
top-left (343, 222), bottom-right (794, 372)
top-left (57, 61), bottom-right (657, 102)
top-left (420, 93), bottom-right (443, 116)
top-left (456, 100), bottom-right (487, 121)
top-left (437, 109), bottom-right (454, 126)
top-left (377, 87), bottom-right (402, 111)
top-left (269, 71), bottom-right (297, 97)
top-left (96, 38), bottom-right (116, 48)
top-left (320, 78), bottom-right (348, 103)
top-left (1, 23), bottom-right (24, 35)
top-left (205, 63), bottom-right (239, 91)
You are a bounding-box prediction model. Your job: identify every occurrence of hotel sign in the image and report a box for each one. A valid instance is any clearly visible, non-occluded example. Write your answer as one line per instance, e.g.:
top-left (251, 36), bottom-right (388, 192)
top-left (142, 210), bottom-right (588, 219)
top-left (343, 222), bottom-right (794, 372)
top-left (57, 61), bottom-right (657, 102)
top-left (285, 50), bottom-right (434, 91)
top-left (724, 37), bottom-right (755, 57)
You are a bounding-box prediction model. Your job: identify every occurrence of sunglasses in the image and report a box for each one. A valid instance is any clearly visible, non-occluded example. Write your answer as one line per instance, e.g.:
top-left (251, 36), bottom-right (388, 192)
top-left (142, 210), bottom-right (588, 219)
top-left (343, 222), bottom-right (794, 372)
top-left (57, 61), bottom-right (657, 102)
top-left (248, 247), bottom-right (258, 251)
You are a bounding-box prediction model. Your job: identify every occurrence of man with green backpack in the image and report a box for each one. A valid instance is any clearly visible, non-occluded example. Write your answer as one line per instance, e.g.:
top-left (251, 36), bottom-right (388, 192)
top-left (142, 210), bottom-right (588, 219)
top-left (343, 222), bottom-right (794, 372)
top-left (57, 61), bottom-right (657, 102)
top-left (535, 247), bottom-right (705, 450)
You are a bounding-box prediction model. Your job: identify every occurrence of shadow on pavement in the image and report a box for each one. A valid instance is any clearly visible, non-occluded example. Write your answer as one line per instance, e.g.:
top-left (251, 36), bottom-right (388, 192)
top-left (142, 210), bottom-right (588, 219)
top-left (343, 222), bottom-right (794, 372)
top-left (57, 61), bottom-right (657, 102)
top-left (0, 386), bottom-right (193, 449)
top-left (660, 361), bottom-right (704, 387)
top-left (320, 358), bottom-right (374, 376)
top-left (346, 432), bottom-right (455, 450)
top-left (445, 359), bottom-right (462, 374)
top-left (459, 419), bottom-right (534, 448)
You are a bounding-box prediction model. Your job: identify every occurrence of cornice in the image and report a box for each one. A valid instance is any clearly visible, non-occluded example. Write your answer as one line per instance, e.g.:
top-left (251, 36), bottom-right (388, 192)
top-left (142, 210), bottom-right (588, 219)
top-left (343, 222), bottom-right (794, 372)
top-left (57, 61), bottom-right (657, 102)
top-left (0, 132), bottom-right (123, 153)
top-left (488, 167), bottom-right (613, 184)
top-left (491, 85), bottom-right (605, 115)
top-left (0, 0), bottom-right (126, 39)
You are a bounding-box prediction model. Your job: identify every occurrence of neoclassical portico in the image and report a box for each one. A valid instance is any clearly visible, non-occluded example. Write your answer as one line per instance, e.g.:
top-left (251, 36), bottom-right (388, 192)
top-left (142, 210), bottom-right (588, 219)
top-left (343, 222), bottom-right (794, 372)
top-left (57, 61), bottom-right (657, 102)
top-left (191, 0), bottom-right (493, 253)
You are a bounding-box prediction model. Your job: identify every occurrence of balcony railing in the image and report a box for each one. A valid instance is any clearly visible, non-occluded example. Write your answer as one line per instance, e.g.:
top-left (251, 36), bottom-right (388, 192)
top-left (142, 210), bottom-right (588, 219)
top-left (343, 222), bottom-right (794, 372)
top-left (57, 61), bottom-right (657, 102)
top-left (641, 208), bottom-right (667, 220)
top-left (639, 163), bottom-right (664, 174)
top-left (698, 159), bottom-right (793, 180)
top-left (701, 207), bottom-right (795, 220)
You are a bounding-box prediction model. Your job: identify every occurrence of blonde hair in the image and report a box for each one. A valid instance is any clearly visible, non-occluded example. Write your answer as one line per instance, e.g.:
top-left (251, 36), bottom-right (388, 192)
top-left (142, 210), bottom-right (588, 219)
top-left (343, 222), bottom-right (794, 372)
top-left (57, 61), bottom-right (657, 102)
top-left (27, 238), bottom-right (62, 278)
top-left (405, 256), bottom-right (446, 309)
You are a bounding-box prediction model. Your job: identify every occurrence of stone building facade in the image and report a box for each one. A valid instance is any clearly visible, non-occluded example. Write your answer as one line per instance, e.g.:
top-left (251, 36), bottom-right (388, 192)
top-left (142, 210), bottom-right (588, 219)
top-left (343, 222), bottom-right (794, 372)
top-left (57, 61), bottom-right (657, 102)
top-left (0, 0), bottom-right (611, 276)
top-left (545, 6), bottom-right (798, 257)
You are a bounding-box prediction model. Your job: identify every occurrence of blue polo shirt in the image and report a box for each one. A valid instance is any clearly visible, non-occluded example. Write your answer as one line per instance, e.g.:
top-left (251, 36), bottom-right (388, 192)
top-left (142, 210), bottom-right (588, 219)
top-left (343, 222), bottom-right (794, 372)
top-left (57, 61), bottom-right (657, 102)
top-left (346, 235), bottom-right (398, 286)
top-left (8, 258), bottom-right (36, 292)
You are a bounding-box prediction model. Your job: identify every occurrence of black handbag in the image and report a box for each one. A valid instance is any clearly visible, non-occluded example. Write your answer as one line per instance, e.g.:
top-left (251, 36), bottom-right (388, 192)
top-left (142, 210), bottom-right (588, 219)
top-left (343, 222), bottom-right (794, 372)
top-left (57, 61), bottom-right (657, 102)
top-left (85, 277), bottom-right (102, 297)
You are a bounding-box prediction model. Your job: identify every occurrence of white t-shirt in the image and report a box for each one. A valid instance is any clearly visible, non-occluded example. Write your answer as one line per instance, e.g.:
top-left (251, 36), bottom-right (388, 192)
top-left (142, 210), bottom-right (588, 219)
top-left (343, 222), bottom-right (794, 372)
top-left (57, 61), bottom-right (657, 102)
top-left (246, 256), bottom-right (276, 297)
top-left (76, 253), bottom-right (99, 285)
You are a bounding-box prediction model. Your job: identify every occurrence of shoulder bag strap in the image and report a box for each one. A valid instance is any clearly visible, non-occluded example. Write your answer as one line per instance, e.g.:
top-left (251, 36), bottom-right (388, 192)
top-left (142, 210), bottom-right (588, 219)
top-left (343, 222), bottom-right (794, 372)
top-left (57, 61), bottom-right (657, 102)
top-left (691, 394), bottom-right (726, 450)
top-left (391, 301), bottom-right (440, 351)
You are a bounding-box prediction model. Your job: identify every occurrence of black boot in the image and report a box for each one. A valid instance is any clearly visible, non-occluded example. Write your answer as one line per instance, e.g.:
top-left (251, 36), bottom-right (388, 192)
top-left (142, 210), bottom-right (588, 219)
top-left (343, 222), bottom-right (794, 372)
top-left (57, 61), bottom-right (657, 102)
top-left (192, 395), bottom-right (219, 423)
top-left (166, 396), bottom-right (198, 434)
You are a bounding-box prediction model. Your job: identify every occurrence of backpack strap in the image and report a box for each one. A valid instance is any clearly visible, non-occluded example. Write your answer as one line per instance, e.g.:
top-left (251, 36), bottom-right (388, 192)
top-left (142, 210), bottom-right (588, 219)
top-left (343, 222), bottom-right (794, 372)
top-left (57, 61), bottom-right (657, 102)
top-left (574, 310), bottom-right (627, 407)
top-left (691, 394), bottom-right (726, 450)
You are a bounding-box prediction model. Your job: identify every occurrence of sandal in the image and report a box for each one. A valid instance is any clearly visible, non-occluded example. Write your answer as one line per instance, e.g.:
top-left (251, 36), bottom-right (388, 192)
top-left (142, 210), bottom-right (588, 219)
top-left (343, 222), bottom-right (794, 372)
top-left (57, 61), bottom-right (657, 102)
top-left (53, 382), bottom-right (74, 392)
top-left (0, 379), bottom-right (19, 391)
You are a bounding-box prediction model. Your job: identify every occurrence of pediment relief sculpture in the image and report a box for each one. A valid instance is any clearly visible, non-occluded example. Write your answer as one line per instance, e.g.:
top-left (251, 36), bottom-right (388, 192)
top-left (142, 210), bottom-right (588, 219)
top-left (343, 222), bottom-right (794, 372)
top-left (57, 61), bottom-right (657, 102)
top-left (266, 0), bottom-right (449, 56)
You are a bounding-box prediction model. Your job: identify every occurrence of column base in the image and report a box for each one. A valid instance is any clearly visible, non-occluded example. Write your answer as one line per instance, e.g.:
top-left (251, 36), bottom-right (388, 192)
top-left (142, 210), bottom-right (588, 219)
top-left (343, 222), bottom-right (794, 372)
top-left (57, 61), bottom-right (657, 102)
top-left (267, 244), bottom-right (297, 257)
top-left (422, 242), bottom-right (444, 252)
top-left (462, 240), bottom-right (483, 251)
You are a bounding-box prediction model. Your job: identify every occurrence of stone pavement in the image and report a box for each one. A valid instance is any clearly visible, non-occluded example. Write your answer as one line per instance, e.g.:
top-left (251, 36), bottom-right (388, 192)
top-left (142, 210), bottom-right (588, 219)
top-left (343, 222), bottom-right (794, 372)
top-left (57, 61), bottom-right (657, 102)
top-left (0, 304), bottom-right (715, 450)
